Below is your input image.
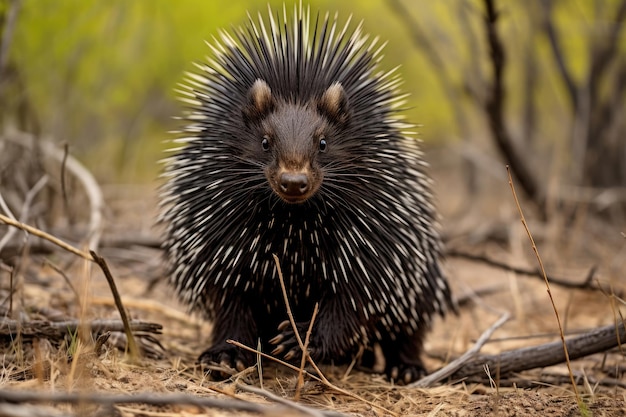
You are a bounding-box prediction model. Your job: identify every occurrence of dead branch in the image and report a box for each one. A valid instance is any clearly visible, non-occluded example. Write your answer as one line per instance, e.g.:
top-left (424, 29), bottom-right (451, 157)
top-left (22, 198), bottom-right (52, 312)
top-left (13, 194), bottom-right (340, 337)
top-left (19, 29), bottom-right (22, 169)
top-left (449, 321), bottom-right (626, 382)
top-left (90, 250), bottom-right (139, 360)
top-left (483, 0), bottom-right (543, 212)
top-left (0, 0), bottom-right (21, 72)
top-left (540, 0), bottom-right (577, 109)
top-left (0, 319), bottom-right (162, 340)
top-left (0, 175), bottom-right (48, 253)
top-left (4, 130), bottom-right (104, 251)
top-left (446, 249), bottom-right (617, 296)
top-left (236, 383), bottom-right (348, 417)
top-left (0, 388), bottom-right (349, 417)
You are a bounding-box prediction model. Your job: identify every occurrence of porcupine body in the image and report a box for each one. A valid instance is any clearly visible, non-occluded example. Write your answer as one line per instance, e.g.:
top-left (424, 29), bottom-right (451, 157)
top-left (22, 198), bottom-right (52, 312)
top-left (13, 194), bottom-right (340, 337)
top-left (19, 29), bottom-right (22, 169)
top-left (160, 5), bottom-right (453, 383)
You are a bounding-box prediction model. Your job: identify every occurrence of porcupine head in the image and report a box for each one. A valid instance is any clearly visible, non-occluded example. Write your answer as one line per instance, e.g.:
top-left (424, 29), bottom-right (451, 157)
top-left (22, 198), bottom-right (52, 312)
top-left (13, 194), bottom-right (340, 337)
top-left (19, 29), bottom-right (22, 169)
top-left (161, 3), bottom-right (453, 384)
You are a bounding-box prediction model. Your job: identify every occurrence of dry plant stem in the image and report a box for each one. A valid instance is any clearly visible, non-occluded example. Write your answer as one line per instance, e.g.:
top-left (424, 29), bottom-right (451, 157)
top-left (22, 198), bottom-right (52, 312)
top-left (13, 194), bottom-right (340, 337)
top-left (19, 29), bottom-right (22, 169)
top-left (272, 254), bottom-right (305, 350)
top-left (90, 250), bottom-right (139, 361)
top-left (272, 255), bottom-right (333, 387)
top-left (296, 303), bottom-right (319, 401)
top-left (411, 312), bottom-right (510, 388)
top-left (229, 340), bottom-right (398, 417)
top-left (507, 166), bottom-right (581, 403)
top-left (236, 383), bottom-right (348, 417)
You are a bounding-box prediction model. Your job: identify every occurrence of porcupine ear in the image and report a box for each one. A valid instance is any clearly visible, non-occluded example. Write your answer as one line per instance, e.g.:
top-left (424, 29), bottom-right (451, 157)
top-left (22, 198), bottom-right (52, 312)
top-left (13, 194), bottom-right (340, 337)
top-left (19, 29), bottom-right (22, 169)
top-left (317, 82), bottom-right (350, 126)
top-left (242, 79), bottom-right (276, 125)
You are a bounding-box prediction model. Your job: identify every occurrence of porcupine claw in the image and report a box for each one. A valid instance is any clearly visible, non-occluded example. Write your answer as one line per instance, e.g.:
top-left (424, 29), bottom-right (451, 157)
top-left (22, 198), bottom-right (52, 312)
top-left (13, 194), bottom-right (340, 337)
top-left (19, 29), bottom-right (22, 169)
top-left (198, 341), bottom-right (252, 380)
top-left (270, 320), bottom-right (318, 364)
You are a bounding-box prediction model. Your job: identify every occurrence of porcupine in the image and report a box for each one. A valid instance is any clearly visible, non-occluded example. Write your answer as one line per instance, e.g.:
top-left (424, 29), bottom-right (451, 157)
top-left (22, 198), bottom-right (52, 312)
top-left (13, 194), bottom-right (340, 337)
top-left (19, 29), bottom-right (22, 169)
top-left (159, 4), bottom-right (453, 383)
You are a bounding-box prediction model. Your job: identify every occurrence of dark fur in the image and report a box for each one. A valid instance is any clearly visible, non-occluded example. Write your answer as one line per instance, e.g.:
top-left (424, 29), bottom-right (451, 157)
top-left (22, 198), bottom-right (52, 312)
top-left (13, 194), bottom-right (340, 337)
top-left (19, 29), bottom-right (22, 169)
top-left (160, 6), bottom-right (453, 383)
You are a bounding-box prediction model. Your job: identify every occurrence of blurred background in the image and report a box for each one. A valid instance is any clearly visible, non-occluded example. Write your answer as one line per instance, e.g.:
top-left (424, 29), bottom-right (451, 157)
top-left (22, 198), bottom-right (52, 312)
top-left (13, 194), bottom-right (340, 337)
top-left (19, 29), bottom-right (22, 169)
top-left (1, 0), bottom-right (625, 228)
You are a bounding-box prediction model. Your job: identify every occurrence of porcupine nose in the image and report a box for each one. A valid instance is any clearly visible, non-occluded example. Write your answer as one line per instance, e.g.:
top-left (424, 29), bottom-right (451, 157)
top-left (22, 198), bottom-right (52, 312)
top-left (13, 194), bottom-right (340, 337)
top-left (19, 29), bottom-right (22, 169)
top-left (280, 172), bottom-right (309, 197)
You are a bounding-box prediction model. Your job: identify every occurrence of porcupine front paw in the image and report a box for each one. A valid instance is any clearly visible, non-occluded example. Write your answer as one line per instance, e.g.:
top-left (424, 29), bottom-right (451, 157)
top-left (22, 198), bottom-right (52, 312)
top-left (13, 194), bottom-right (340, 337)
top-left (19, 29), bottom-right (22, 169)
top-left (386, 361), bottom-right (426, 385)
top-left (198, 340), bottom-right (254, 380)
top-left (269, 320), bottom-right (321, 363)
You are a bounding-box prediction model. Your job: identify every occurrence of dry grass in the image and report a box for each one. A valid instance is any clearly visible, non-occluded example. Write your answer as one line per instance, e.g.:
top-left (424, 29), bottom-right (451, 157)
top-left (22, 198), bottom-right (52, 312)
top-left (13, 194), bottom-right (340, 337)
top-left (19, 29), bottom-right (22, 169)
top-left (1, 153), bottom-right (625, 416)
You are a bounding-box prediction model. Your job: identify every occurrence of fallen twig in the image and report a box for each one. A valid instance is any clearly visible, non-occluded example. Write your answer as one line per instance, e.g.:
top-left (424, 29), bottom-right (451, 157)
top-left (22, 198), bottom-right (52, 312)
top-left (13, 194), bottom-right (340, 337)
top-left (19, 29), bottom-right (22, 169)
top-left (0, 389), bottom-right (326, 416)
top-left (236, 383), bottom-right (348, 417)
top-left (412, 312), bottom-right (510, 387)
top-left (0, 319), bottom-right (162, 340)
top-left (449, 321), bottom-right (626, 382)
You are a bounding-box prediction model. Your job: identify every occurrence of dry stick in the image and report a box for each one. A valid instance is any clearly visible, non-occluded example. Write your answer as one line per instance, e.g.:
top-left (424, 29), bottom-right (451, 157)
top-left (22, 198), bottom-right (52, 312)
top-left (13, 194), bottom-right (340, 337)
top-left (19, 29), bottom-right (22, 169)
top-left (272, 254), bottom-right (305, 350)
top-left (0, 214), bottom-right (90, 260)
top-left (0, 0), bottom-right (21, 71)
top-left (90, 251), bottom-right (139, 361)
top-left (411, 312), bottom-right (511, 388)
top-left (229, 340), bottom-right (398, 417)
top-left (296, 303), bottom-right (319, 401)
top-left (43, 259), bottom-right (81, 302)
top-left (0, 389), bottom-right (311, 416)
top-left (271, 256), bottom-right (332, 386)
top-left (447, 250), bottom-right (612, 296)
top-left (506, 166), bottom-right (581, 403)
top-left (4, 131), bottom-right (104, 251)
top-left (0, 175), bottom-right (48, 253)
top-left (0, 214), bottom-right (140, 360)
top-left (60, 142), bottom-right (73, 224)
top-left (236, 383), bottom-right (348, 417)
top-left (0, 319), bottom-right (161, 339)
top-left (449, 321), bottom-right (626, 380)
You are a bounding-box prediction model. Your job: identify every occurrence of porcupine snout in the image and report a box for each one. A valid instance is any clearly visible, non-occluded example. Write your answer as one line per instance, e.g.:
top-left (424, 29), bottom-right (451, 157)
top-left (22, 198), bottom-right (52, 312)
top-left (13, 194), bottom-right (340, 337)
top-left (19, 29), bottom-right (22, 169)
top-left (279, 171), bottom-right (309, 199)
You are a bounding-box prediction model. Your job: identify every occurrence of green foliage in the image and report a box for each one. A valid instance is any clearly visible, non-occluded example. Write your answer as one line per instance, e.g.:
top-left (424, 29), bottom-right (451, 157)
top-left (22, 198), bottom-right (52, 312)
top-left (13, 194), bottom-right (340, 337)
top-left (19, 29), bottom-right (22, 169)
top-left (7, 0), bottom-right (621, 182)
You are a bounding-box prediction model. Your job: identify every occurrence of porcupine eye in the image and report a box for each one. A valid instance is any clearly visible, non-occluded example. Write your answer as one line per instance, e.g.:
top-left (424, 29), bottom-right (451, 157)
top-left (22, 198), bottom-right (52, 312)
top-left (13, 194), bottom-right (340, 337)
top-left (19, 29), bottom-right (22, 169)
top-left (261, 135), bottom-right (270, 151)
top-left (319, 137), bottom-right (327, 153)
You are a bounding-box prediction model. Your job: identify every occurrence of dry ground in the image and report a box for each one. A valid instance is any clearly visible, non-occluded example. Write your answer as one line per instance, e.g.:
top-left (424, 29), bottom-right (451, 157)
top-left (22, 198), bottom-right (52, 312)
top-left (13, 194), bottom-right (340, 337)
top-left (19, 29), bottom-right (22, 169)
top-left (1, 151), bottom-right (625, 416)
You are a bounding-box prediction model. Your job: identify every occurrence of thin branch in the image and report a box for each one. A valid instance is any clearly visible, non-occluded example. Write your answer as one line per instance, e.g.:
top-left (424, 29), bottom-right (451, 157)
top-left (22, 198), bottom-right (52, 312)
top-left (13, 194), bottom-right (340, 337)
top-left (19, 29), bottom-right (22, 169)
top-left (588, 0), bottom-right (626, 98)
top-left (90, 250), bottom-right (139, 361)
top-left (540, 0), bottom-right (578, 110)
top-left (4, 131), bottom-right (104, 251)
top-left (0, 214), bottom-right (92, 260)
top-left (483, 0), bottom-right (544, 212)
top-left (236, 383), bottom-right (348, 417)
top-left (0, 0), bottom-right (21, 72)
top-left (446, 250), bottom-right (614, 296)
top-left (0, 174), bottom-right (48, 253)
top-left (411, 312), bottom-right (510, 387)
